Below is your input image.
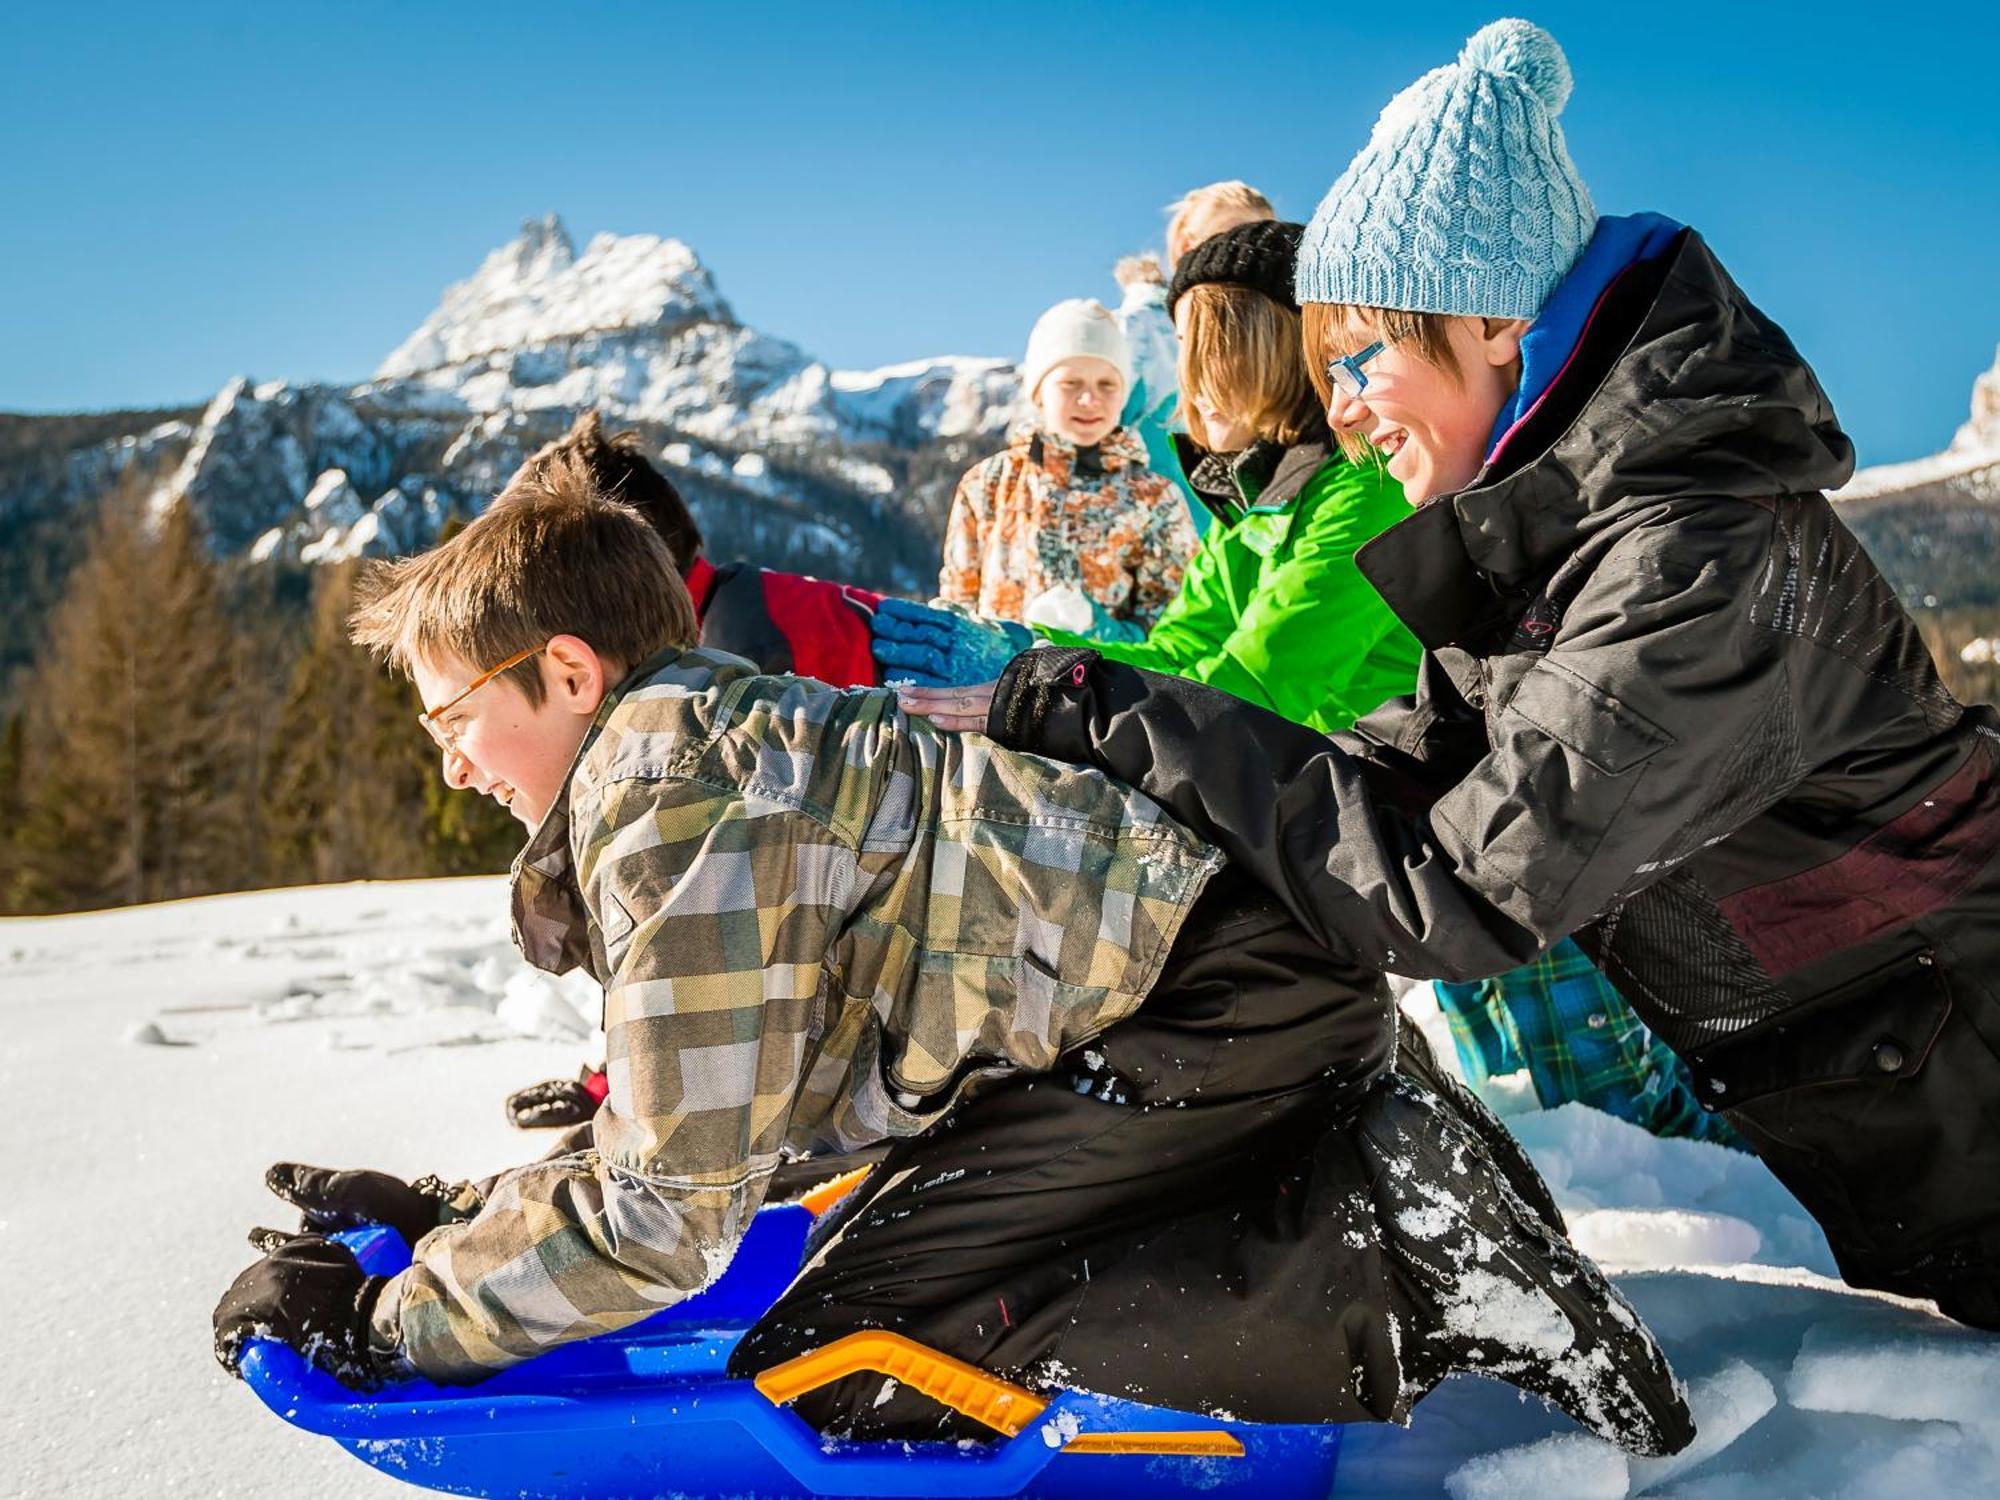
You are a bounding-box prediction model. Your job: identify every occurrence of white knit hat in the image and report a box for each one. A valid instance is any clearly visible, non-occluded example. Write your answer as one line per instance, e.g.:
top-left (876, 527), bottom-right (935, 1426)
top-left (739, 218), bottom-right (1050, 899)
top-left (1021, 298), bottom-right (1131, 399)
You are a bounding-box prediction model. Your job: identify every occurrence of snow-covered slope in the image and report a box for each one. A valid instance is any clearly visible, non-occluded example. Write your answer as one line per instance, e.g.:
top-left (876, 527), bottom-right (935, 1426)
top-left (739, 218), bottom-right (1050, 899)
top-left (4, 880), bottom-right (1995, 1498)
top-left (149, 215), bottom-right (1022, 588)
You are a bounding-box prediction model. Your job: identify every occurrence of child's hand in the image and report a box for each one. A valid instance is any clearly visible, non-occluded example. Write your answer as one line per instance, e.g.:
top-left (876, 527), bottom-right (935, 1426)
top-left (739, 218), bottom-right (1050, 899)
top-left (506, 1075), bottom-right (600, 1129)
top-left (212, 1234), bottom-right (391, 1389)
top-left (895, 680), bottom-right (998, 734)
top-left (264, 1162), bottom-right (453, 1247)
top-left (872, 598), bottom-right (1030, 687)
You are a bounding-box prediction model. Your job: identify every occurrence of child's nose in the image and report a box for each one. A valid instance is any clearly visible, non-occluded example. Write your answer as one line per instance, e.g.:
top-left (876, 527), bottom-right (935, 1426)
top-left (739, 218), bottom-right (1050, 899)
top-left (1326, 386), bottom-right (1370, 433)
top-left (441, 745), bottom-right (475, 790)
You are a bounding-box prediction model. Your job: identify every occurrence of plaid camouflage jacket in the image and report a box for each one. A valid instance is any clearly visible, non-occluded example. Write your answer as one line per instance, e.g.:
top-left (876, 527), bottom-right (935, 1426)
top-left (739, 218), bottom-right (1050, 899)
top-left (370, 646), bottom-right (1221, 1382)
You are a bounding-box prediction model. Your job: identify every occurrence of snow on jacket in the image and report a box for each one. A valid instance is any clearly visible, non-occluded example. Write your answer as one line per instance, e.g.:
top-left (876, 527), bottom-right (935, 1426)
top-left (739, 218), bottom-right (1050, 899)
top-left (937, 421), bottom-right (1195, 631)
top-left (985, 228), bottom-right (2000, 1327)
top-left (371, 646), bottom-right (1221, 1381)
top-left (1036, 437), bottom-right (1420, 733)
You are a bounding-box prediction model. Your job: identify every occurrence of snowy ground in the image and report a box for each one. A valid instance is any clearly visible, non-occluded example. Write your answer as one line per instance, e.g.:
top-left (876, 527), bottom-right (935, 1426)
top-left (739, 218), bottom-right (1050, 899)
top-left (3, 879), bottom-right (1996, 1499)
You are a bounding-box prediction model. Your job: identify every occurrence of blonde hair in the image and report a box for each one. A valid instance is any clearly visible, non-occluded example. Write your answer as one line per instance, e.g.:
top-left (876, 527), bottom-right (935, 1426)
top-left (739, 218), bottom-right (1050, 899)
top-left (1177, 283), bottom-right (1324, 450)
top-left (1299, 302), bottom-right (1465, 463)
top-left (1165, 181), bottom-right (1276, 266)
top-left (348, 452), bottom-right (697, 704)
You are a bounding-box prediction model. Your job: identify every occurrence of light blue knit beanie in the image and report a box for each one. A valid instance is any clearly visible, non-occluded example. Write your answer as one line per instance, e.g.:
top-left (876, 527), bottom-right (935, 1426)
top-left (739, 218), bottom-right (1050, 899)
top-left (1295, 18), bottom-right (1597, 319)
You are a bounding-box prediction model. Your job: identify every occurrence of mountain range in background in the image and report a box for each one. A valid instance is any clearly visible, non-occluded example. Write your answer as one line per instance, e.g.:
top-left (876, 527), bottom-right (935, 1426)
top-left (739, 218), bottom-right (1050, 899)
top-left (0, 215), bottom-right (1026, 687)
top-left (3, 213), bottom-right (1997, 692)
top-left (1831, 349), bottom-right (2000, 610)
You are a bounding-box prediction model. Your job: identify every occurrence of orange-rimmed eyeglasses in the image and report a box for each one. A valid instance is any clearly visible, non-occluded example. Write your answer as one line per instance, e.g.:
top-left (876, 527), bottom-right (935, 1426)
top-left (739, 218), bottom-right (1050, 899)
top-left (417, 642), bottom-right (547, 754)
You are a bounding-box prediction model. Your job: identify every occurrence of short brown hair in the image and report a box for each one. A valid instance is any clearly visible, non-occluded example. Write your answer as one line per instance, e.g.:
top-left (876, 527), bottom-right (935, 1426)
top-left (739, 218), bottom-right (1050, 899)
top-left (1176, 283), bottom-right (1325, 450)
top-left (1299, 302), bottom-right (1464, 463)
top-left (349, 452), bottom-right (697, 704)
top-left (1165, 181), bottom-right (1275, 266)
top-left (512, 411), bottom-right (704, 574)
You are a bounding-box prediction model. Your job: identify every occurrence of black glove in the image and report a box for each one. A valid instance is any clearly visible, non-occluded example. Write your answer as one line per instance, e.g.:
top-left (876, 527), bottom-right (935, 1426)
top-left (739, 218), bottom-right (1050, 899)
top-left (212, 1234), bottom-right (391, 1389)
top-left (262, 1162), bottom-right (453, 1248)
top-left (506, 1075), bottom-right (599, 1130)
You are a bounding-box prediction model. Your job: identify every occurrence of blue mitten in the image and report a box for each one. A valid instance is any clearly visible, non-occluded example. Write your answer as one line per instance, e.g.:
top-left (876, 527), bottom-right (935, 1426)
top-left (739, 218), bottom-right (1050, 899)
top-left (873, 598), bottom-right (1031, 687)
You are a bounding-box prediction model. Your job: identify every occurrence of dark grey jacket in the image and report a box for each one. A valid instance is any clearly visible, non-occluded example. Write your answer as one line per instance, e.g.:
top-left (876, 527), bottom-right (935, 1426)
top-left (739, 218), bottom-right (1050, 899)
top-left (989, 229), bottom-right (2000, 1325)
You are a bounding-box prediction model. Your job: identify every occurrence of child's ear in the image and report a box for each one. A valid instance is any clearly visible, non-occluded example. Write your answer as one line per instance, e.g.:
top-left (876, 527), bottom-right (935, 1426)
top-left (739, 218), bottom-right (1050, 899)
top-left (544, 635), bottom-right (611, 714)
top-left (1479, 317), bottom-right (1532, 369)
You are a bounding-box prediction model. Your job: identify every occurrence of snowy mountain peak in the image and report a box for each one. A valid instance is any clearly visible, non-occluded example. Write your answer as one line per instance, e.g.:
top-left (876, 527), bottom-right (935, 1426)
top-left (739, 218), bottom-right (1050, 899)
top-left (1957, 342), bottom-right (2000, 454)
top-left (376, 215), bottom-right (734, 379)
top-left (1839, 342), bottom-right (2000, 502)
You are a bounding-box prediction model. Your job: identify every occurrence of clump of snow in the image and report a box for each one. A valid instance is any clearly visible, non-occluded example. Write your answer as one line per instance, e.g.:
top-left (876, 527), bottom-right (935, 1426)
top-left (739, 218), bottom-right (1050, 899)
top-left (1569, 1208), bottom-right (1762, 1270)
top-left (1446, 1432), bottom-right (1631, 1500)
top-left (1446, 1362), bottom-right (1778, 1500)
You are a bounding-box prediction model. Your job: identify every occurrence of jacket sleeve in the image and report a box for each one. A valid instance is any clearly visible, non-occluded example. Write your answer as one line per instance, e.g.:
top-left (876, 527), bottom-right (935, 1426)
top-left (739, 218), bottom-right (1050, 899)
top-left (1042, 462), bottom-right (1414, 731)
top-left (372, 780), bottom-right (856, 1383)
top-left (937, 464), bottom-right (987, 607)
top-left (1122, 475), bottom-right (1197, 631)
top-left (991, 508), bottom-right (1787, 982)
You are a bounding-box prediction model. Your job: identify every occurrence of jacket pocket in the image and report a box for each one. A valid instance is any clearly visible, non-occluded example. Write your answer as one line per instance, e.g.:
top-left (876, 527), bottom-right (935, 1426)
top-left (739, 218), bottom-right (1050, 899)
top-left (1501, 658), bottom-right (1673, 776)
top-left (1693, 948), bottom-right (1974, 1263)
top-left (1442, 658), bottom-right (1673, 911)
top-left (887, 950), bottom-right (1138, 1106)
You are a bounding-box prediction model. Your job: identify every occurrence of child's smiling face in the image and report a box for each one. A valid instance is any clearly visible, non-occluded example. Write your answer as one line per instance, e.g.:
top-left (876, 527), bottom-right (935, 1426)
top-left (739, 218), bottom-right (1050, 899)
top-left (1320, 313), bottom-right (1527, 504)
top-left (1035, 356), bottom-right (1126, 447)
top-left (411, 638), bottom-right (614, 832)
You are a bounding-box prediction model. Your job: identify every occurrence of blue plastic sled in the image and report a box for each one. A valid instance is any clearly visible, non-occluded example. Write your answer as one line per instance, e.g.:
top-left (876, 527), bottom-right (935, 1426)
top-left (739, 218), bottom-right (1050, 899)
top-left (240, 1204), bottom-right (1344, 1499)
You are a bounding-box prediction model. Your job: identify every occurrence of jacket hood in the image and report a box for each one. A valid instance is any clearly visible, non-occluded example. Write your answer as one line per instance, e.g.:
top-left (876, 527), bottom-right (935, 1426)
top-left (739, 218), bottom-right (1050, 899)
top-left (1004, 419), bottom-right (1149, 480)
top-left (1361, 230), bottom-right (1857, 626)
top-left (1180, 436), bottom-right (1336, 529)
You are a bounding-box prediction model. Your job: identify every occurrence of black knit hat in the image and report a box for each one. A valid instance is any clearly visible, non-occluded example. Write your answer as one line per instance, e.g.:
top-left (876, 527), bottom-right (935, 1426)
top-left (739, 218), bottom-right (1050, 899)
top-left (1168, 219), bottom-right (1305, 315)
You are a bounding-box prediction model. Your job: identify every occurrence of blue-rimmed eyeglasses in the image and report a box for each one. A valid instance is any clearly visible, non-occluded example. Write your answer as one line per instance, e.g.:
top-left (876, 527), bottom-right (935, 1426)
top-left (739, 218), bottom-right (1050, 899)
top-left (1324, 341), bottom-right (1385, 400)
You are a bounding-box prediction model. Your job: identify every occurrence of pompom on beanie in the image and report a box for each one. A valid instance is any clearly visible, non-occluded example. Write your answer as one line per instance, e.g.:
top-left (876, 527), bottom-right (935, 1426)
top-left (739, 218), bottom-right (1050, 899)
top-left (1168, 220), bottom-right (1305, 315)
top-left (1294, 18), bottom-right (1597, 320)
top-left (1022, 298), bottom-right (1132, 399)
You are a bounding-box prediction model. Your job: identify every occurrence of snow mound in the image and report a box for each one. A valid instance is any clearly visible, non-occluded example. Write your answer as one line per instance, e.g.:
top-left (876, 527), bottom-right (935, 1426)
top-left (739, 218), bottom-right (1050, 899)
top-left (1446, 1362), bottom-right (1777, 1500)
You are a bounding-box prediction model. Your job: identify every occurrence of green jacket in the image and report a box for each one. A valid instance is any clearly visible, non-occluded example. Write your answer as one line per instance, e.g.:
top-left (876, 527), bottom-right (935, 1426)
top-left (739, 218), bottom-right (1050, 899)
top-left (1038, 441), bottom-right (1420, 733)
top-left (371, 646), bottom-right (1220, 1382)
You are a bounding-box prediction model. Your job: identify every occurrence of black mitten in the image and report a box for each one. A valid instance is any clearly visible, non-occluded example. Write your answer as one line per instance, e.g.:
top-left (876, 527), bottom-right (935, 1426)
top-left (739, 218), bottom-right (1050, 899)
top-left (506, 1075), bottom-right (598, 1130)
top-left (212, 1235), bottom-right (391, 1389)
top-left (264, 1162), bottom-right (453, 1247)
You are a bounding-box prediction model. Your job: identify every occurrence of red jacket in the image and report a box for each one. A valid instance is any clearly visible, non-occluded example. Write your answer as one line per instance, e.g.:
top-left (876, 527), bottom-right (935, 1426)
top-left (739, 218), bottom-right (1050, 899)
top-left (684, 556), bottom-right (882, 689)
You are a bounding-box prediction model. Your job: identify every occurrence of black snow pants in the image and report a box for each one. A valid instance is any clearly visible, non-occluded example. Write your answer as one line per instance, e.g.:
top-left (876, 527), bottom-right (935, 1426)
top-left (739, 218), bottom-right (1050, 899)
top-left (729, 870), bottom-right (1697, 1456)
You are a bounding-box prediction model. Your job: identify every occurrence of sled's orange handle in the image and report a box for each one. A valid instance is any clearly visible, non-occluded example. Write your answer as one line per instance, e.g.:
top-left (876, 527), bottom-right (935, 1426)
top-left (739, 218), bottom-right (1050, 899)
top-left (754, 1330), bottom-right (1047, 1436)
top-left (752, 1330), bottom-right (1245, 1458)
top-left (796, 1165), bottom-right (873, 1217)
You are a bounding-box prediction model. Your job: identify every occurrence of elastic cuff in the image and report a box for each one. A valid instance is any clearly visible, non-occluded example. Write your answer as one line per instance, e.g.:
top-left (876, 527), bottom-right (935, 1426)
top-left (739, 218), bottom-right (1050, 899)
top-left (989, 646), bottom-right (1097, 747)
top-left (358, 1273), bottom-right (409, 1383)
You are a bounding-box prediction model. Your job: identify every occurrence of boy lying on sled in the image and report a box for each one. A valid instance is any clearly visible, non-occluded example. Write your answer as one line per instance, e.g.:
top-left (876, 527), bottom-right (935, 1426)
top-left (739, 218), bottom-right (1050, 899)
top-left (211, 455), bottom-right (1694, 1455)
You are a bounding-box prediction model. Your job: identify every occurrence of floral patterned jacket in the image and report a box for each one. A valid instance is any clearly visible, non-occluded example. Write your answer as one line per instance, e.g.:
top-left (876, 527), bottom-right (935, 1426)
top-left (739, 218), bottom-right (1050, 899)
top-left (937, 422), bottom-right (1195, 630)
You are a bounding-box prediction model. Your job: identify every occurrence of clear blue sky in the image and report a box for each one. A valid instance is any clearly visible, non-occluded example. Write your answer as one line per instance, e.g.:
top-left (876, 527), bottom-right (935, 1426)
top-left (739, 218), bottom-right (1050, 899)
top-left (5, 1), bottom-right (1997, 464)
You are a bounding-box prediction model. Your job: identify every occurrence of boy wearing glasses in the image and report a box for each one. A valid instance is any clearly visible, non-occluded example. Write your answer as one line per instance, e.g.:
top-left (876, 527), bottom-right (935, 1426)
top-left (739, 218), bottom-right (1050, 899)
top-left (210, 454), bottom-right (1694, 1456)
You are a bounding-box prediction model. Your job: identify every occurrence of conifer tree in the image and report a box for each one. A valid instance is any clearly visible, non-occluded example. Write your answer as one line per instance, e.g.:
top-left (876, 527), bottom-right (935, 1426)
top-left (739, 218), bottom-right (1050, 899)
top-left (11, 484), bottom-right (245, 911)
top-left (0, 709), bottom-right (23, 905)
top-left (263, 560), bottom-right (436, 885)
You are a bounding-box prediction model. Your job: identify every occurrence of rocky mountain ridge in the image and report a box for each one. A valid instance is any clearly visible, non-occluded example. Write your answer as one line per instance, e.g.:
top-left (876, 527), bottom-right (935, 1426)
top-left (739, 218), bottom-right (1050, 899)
top-left (140, 213), bottom-right (1023, 584)
top-left (1834, 344), bottom-right (2000, 609)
